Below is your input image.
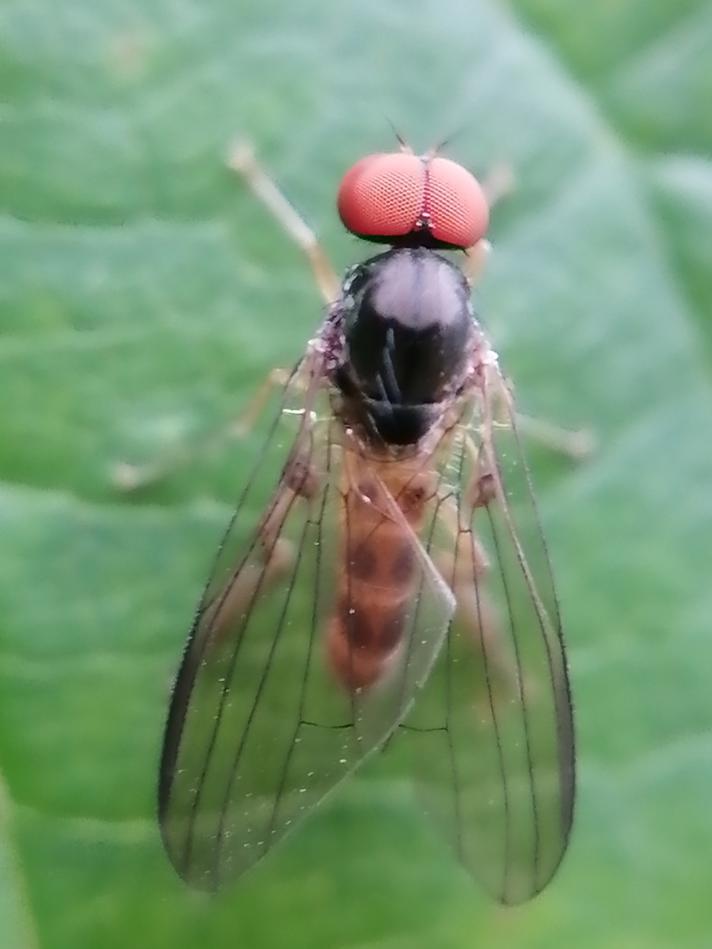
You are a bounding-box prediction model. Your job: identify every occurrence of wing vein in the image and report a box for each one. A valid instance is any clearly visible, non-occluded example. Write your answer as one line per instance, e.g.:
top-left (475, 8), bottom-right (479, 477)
top-left (485, 503), bottom-right (540, 895)
top-left (264, 426), bottom-right (335, 842)
top-left (180, 440), bottom-right (315, 875)
top-left (211, 504), bottom-right (315, 885)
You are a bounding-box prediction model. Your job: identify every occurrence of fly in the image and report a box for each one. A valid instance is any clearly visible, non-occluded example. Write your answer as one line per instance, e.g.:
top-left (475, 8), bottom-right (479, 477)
top-left (154, 138), bottom-right (576, 904)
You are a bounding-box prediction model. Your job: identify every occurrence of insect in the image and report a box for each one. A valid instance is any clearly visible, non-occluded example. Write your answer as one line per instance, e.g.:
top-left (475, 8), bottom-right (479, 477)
top-left (156, 139), bottom-right (575, 905)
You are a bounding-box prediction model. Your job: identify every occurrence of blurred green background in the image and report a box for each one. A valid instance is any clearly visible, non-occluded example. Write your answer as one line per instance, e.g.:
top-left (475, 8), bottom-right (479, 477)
top-left (1, 0), bottom-right (712, 947)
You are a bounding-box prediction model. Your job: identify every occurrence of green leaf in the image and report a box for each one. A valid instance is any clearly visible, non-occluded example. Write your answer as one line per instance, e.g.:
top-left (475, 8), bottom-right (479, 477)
top-left (1, 1), bottom-right (711, 947)
top-left (0, 775), bottom-right (39, 949)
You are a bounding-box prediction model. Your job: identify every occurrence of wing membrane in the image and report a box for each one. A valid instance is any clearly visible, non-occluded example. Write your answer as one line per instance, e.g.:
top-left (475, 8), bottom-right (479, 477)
top-left (158, 358), bottom-right (455, 889)
top-left (401, 359), bottom-right (575, 904)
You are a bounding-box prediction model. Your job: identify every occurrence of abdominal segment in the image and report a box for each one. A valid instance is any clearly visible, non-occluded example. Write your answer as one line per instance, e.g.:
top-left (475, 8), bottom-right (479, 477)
top-left (326, 467), bottom-right (432, 691)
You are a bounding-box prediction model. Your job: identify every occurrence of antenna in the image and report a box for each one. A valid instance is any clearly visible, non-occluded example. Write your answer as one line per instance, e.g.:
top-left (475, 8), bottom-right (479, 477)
top-left (427, 120), bottom-right (469, 158)
top-left (385, 117), bottom-right (413, 153)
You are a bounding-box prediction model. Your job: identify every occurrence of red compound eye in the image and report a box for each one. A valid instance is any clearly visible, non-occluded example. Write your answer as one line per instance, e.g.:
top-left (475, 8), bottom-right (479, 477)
top-left (337, 153), bottom-right (425, 241)
top-left (337, 152), bottom-right (489, 249)
top-left (425, 157), bottom-right (489, 248)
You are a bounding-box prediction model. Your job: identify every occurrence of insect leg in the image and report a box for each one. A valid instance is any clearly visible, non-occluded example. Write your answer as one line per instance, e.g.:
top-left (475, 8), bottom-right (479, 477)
top-left (481, 164), bottom-right (516, 209)
top-left (482, 365), bottom-right (595, 461)
top-left (228, 141), bottom-right (340, 304)
top-left (461, 239), bottom-right (491, 286)
top-left (460, 164), bottom-right (515, 285)
top-left (514, 414), bottom-right (596, 460)
top-left (432, 483), bottom-right (519, 700)
top-left (111, 366), bottom-right (307, 492)
top-left (201, 448), bottom-right (320, 649)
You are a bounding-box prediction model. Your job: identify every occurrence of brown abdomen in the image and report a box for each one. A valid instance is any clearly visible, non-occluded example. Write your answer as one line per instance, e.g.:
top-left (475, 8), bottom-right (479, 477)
top-left (327, 463), bottom-right (434, 691)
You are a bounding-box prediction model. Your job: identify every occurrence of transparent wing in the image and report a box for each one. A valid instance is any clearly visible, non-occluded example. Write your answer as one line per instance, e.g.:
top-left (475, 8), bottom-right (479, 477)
top-left (158, 354), bottom-right (455, 890)
top-left (400, 358), bottom-right (575, 904)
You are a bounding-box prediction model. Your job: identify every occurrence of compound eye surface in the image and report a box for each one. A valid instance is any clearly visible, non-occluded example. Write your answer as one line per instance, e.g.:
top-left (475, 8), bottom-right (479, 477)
top-left (426, 157), bottom-right (489, 248)
top-left (337, 153), bottom-right (425, 240)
